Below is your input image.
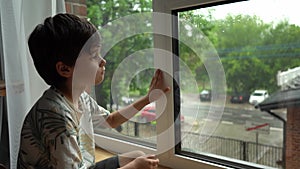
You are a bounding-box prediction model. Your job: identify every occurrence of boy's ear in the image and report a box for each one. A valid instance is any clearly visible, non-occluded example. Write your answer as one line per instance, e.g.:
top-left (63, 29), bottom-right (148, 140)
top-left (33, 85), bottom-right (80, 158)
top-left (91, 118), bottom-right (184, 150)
top-left (56, 61), bottom-right (73, 78)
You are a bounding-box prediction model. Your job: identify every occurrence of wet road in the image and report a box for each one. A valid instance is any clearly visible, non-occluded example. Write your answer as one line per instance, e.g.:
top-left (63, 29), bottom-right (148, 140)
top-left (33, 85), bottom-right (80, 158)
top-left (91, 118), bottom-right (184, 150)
top-left (180, 94), bottom-right (285, 129)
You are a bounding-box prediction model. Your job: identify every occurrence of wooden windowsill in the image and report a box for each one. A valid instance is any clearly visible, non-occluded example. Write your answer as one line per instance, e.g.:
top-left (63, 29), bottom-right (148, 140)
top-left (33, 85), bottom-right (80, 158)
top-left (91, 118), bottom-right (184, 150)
top-left (0, 89), bottom-right (5, 96)
top-left (0, 80), bottom-right (5, 96)
top-left (95, 147), bottom-right (171, 169)
top-left (95, 147), bottom-right (115, 161)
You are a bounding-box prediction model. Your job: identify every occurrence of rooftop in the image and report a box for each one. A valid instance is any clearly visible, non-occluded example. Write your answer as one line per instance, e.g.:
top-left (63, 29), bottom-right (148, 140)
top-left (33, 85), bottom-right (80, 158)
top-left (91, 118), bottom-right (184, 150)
top-left (256, 88), bottom-right (300, 111)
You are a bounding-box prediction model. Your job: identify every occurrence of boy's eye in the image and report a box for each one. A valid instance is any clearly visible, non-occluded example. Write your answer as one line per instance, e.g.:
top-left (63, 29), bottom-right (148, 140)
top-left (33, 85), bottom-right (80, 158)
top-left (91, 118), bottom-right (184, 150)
top-left (91, 52), bottom-right (103, 61)
top-left (89, 45), bottom-right (102, 60)
top-left (92, 53), bottom-right (99, 59)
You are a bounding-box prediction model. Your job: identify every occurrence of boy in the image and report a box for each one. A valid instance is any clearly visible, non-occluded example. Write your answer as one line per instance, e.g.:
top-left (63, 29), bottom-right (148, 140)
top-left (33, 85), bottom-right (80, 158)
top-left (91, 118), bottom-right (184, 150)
top-left (17, 13), bottom-right (170, 169)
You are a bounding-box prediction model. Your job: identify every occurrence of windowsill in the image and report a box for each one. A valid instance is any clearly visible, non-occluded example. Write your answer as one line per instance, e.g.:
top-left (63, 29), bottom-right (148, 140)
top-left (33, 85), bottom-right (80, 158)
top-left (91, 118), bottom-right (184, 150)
top-left (0, 80), bottom-right (5, 96)
top-left (0, 89), bottom-right (5, 96)
top-left (95, 147), bottom-right (172, 169)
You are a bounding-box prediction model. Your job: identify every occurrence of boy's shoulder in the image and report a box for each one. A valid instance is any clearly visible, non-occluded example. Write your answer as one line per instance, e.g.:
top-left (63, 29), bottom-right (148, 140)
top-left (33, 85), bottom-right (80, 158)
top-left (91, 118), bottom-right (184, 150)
top-left (38, 87), bottom-right (66, 107)
top-left (28, 87), bottom-right (69, 115)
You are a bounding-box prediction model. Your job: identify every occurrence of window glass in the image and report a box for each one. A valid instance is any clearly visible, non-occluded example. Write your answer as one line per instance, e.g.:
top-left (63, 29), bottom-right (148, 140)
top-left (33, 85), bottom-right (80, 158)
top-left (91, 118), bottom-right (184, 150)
top-left (176, 0), bottom-right (299, 168)
top-left (87, 0), bottom-right (157, 147)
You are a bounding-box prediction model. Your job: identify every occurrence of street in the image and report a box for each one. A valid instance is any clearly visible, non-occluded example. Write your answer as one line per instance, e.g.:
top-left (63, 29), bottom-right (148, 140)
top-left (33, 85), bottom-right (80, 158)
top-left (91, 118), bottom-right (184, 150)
top-left (180, 93), bottom-right (284, 146)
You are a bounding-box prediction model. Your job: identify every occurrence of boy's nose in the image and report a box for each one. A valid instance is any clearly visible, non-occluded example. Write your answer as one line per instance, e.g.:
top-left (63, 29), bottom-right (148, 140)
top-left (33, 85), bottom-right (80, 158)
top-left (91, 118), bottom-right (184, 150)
top-left (99, 58), bottom-right (106, 67)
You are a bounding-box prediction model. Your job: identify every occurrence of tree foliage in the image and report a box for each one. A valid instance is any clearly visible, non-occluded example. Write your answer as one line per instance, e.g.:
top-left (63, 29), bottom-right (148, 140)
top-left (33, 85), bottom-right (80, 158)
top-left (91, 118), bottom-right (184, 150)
top-left (87, 0), bottom-right (153, 107)
top-left (212, 15), bottom-right (300, 93)
top-left (87, 1), bottom-right (300, 106)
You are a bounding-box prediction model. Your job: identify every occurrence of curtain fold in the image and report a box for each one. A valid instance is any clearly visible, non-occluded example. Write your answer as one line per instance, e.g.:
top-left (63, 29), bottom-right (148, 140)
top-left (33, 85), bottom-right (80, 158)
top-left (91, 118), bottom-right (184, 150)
top-left (0, 11), bottom-right (4, 144)
top-left (0, 0), bottom-right (65, 168)
top-left (0, 11), bottom-right (9, 168)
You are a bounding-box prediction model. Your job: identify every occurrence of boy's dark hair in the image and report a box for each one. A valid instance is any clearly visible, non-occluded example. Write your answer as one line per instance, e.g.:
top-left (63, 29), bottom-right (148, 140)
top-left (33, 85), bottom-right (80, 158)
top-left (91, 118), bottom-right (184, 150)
top-left (28, 13), bottom-right (98, 87)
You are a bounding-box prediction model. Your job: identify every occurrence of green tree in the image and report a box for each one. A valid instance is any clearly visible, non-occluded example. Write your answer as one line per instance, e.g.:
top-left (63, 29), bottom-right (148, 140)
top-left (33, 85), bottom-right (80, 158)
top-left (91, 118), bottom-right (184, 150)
top-left (179, 10), bottom-right (216, 91)
top-left (261, 20), bottom-right (300, 92)
top-left (212, 15), bottom-right (274, 93)
top-left (87, 0), bottom-right (152, 28)
top-left (87, 0), bottom-right (153, 108)
top-left (211, 15), bottom-right (300, 94)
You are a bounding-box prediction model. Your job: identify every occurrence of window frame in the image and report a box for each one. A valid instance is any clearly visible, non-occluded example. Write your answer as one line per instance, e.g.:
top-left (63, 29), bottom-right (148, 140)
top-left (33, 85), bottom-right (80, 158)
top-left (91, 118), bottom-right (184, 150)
top-left (171, 1), bottom-right (273, 168)
top-left (94, 0), bottom-right (280, 168)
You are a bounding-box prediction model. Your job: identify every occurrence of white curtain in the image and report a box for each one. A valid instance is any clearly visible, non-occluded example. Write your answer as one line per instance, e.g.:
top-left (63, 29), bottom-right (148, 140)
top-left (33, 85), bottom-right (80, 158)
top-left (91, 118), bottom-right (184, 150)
top-left (0, 0), bottom-right (65, 168)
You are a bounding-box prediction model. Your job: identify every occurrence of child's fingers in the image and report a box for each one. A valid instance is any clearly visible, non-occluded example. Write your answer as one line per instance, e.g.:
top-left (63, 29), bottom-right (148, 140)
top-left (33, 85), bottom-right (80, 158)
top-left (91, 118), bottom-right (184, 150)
top-left (164, 86), bottom-right (171, 93)
top-left (156, 69), bottom-right (162, 80)
top-left (148, 159), bottom-right (159, 168)
top-left (145, 154), bottom-right (157, 159)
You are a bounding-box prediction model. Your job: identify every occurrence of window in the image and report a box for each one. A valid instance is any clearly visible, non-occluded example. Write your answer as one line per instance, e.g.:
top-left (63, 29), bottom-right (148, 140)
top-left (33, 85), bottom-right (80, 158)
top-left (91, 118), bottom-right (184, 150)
top-left (173, 0), bottom-right (299, 168)
top-left (87, 0), bottom-right (159, 147)
top-left (90, 0), bottom-right (300, 168)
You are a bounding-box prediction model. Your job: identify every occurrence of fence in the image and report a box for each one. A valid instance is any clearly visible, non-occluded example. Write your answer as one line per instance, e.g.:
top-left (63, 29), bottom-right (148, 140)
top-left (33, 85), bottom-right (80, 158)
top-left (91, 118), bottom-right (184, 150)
top-left (181, 131), bottom-right (283, 168)
top-left (120, 122), bottom-right (283, 168)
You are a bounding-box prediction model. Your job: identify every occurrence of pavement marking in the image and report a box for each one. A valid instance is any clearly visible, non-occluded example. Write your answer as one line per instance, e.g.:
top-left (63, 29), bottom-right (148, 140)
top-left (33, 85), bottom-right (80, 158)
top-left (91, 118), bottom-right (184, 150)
top-left (221, 121), bottom-right (233, 125)
top-left (270, 127), bottom-right (283, 132)
top-left (261, 116), bottom-right (274, 120)
top-left (241, 114), bottom-right (252, 118)
top-left (223, 112), bottom-right (233, 116)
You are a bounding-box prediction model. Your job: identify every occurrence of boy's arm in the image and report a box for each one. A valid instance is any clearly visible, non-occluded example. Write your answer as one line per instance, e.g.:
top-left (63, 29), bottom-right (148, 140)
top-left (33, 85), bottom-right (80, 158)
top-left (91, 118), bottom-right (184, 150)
top-left (106, 95), bottom-right (150, 128)
top-left (105, 69), bottom-right (170, 128)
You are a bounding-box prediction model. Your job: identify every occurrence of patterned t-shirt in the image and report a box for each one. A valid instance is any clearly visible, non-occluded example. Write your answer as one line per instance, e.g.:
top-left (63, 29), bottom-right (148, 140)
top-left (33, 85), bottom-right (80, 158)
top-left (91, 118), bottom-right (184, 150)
top-left (17, 87), bottom-right (110, 169)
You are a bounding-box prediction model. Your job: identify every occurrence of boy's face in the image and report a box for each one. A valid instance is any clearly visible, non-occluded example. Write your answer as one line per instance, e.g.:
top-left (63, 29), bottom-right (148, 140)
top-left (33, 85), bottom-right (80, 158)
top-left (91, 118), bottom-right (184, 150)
top-left (73, 43), bottom-right (106, 88)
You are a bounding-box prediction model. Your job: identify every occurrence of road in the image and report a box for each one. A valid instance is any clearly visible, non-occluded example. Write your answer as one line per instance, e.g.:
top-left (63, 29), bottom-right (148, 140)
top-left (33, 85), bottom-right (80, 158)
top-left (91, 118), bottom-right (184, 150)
top-left (181, 103), bottom-right (284, 129)
top-left (179, 94), bottom-right (285, 146)
top-left (181, 94), bottom-right (285, 129)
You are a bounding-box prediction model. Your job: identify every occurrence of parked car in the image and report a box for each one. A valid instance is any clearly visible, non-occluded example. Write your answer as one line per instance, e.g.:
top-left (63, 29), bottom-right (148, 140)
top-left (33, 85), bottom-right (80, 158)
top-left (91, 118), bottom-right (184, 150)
top-left (121, 96), bottom-right (134, 105)
top-left (199, 89), bottom-right (211, 101)
top-left (249, 90), bottom-right (269, 105)
top-left (140, 104), bottom-right (184, 123)
top-left (230, 92), bottom-right (250, 104)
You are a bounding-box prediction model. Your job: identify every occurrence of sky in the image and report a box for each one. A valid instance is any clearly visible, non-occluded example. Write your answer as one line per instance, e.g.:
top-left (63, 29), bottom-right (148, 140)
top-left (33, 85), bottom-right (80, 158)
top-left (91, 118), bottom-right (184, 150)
top-left (197, 0), bottom-right (300, 26)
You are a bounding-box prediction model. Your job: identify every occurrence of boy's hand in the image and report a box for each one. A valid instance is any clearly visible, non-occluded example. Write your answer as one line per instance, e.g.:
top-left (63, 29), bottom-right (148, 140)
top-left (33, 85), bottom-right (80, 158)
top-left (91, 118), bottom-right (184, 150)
top-left (147, 69), bottom-right (171, 102)
top-left (131, 154), bottom-right (159, 169)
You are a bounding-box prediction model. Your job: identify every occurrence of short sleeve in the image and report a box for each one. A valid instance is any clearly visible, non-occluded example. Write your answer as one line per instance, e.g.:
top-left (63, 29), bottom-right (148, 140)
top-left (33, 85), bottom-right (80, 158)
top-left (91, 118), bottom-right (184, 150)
top-left (81, 92), bottom-right (110, 128)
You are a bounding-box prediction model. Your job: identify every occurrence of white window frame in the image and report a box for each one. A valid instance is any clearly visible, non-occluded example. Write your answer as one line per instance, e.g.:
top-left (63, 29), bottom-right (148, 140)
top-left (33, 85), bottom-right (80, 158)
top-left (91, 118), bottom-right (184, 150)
top-left (94, 0), bottom-right (270, 168)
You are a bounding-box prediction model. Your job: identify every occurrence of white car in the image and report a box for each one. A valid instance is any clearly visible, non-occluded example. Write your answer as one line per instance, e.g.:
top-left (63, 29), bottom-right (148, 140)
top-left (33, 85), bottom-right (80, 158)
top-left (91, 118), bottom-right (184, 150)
top-left (249, 90), bottom-right (269, 105)
top-left (121, 96), bottom-right (134, 105)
